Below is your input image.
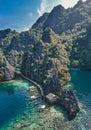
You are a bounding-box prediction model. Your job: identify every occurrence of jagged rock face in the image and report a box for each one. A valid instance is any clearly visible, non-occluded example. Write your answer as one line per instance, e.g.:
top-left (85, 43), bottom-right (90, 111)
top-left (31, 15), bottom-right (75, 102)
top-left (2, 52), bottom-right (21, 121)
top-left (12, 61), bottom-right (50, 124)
top-left (44, 5), bottom-right (65, 34)
top-left (0, 29), bottom-right (12, 39)
top-left (32, 0), bottom-right (91, 34)
top-left (32, 13), bottom-right (49, 29)
top-left (0, 29), bottom-right (18, 53)
top-left (6, 50), bottom-right (24, 68)
top-left (31, 0), bottom-right (91, 70)
top-left (0, 0), bottom-right (91, 72)
top-left (22, 52), bottom-right (61, 95)
top-left (22, 29), bottom-right (71, 95)
top-left (0, 0), bottom-right (91, 71)
top-left (0, 54), bottom-right (14, 81)
top-left (68, 22), bottom-right (91, 70)
top-left (22, 50), bottom-right (79, 118)
top-left (59, 90), bottom-right (79, 120)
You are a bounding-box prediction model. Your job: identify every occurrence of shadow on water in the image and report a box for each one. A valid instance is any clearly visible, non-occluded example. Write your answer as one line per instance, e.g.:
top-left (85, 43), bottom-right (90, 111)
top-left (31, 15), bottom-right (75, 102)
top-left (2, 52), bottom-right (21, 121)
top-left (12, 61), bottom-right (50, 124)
top-left (0, 84), bottom-right (15, 94)
top-left (0, 80), bottom-right (29, 128)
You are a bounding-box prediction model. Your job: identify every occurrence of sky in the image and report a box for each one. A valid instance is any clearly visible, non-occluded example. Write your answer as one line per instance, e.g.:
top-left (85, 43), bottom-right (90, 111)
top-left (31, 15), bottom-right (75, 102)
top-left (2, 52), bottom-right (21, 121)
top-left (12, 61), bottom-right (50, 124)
top-left (0, 0), bottom-right (86, 32)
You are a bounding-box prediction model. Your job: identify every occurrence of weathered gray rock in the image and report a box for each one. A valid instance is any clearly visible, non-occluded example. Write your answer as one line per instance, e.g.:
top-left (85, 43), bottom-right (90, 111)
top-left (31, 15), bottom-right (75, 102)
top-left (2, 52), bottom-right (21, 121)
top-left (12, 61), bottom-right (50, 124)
top-left (21, 29), bottom-right (79, 119)
top-left (21, 29), bottom-right (70, 95)
top-left (0, 54), bottom-right (15, 81)
top-left (59, 90), bottom-right (79, 120)
top-left (22, 51), bottom-right (61, 95)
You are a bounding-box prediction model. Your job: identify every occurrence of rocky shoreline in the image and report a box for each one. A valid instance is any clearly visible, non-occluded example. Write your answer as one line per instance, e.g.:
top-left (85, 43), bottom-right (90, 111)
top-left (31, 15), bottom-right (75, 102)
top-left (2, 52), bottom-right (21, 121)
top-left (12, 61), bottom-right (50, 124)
top-left (0, 54), bottom-right (79, 120)
top-left (1, 0), bottom-right (91, 128)
top-left (0, 53), bottom-right (79, 120)
top-left (44, 89), bottom-right (79, 120)
top-left (20, 73), bottom-right (79, 120)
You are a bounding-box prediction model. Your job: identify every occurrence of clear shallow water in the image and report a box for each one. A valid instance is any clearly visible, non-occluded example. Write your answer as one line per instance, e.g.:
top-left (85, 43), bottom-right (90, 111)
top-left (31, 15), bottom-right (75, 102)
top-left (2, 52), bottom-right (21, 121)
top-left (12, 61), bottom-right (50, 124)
top-left (0, 70), bottom-right (91, 130)
top-left (0, 79), bottom-right (51, 130)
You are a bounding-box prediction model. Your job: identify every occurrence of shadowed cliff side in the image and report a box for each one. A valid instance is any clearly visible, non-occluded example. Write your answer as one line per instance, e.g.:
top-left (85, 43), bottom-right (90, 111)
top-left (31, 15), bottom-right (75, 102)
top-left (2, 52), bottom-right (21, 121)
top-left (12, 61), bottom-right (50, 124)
top-left (21, 28), bottom-right (79, 119)
top-left (0, 53), bottom-right (15, 81)
top-left (21, 28), bottom-right (70, 95)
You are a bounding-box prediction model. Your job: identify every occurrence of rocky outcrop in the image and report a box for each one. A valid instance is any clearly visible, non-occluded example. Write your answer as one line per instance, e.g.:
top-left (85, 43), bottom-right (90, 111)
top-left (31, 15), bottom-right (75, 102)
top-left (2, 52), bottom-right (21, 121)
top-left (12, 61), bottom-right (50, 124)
top-left (21, 26), bottom-right (80, 119)
top-left (31, 0), bottom-right (91, 70)
top-left (22, 50), bottom-right (79, 119)
top-left (0, 0), bottom-right (84, 119)
top-left (32, 13), bottom-right (49, 29)
top-left (22, 52), bottom-right (61, 95)
top-left (0, 54), bottom-right (15, 81)
top-left (22, 51), bottom-right (79, 119)
top-left (59, 90), bottom-right (79, 120)
top-left (32, 0), bottom-right (90, 34)
top-left (22, 29), bottom-right (70, 95)
top-left (0, 0), bottom-right (91, 71)
top-left (6, 50), bottom-right (23, 68)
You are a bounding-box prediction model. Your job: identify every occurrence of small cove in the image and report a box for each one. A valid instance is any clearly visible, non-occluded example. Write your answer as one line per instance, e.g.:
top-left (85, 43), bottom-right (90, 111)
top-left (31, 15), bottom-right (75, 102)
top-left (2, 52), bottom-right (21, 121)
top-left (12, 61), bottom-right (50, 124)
top-left (0, 70), bottom-right (91, 129)
top-left (0, 79), bottom-right (30, 128)
top-left (0, 78), bottom-right (45, 130)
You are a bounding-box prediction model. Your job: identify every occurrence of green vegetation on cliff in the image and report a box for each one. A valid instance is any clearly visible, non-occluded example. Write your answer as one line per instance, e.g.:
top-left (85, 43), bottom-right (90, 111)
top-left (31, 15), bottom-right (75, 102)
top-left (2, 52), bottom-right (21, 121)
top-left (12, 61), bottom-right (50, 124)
top-left (1, 0), bottom-right (90, 118)
top-left (0, 0), bottom-right (91, 89)
top-left (32, 0), bottom-right (91, 69)
top-left (22, 28), bottom-right (70, 94)
top-left (0, 53), bottom-right (14, 81)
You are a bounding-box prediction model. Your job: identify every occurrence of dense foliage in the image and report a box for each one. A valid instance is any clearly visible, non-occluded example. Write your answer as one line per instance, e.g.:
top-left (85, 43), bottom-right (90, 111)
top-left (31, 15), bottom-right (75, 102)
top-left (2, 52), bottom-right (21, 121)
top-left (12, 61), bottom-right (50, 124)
top-left (0, 0), bottom-right (91, 85)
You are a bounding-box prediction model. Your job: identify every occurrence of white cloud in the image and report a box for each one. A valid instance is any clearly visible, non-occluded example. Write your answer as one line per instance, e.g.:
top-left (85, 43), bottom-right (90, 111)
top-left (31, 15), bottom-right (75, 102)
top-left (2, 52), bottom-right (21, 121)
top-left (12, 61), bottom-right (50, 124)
top-left (37, 0), bottom-right (61, 16)
top-left (37, 0), bottom-right (48, 16)
top-left (37, 0), bottom-right (86, 16)
top-left (23, 27), bottom-right (29, 31)
top-left (61, 0), bottom-right (86, 9)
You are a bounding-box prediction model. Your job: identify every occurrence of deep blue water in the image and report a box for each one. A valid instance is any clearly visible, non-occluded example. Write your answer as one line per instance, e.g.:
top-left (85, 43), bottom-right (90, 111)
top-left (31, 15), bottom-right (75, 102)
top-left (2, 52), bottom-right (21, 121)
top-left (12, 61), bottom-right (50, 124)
top-left (69, 69), bottom-right (91, 130)
top-left (0, 79), bottom-right (45, 130)
top-left (70, 69), bottom-right (91, 109)
top-left (0, 80), bottom-right (29, 127)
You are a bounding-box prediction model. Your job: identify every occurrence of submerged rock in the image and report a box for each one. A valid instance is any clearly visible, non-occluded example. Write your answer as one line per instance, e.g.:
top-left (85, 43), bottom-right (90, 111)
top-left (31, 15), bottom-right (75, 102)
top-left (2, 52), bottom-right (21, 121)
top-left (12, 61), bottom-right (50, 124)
top-left (0, 54), bottom-right (15, 81)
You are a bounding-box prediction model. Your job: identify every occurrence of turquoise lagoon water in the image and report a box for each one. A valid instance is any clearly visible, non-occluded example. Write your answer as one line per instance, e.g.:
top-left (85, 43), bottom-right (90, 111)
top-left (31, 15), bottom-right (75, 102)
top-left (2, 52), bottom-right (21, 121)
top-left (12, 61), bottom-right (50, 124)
top-left (0, 79), bottom-right (46, 130)
top-left (68, 69), bottom-right (91, 130)
top-left (0, 70), bottom-right (91, 130)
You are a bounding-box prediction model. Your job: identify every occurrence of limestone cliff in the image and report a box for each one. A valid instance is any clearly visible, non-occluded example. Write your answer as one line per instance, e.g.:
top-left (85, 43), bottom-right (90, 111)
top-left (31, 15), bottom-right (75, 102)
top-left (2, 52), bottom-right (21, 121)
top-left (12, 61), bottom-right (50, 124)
top-left (0, 54), bottom-right (15, 81)
top-left (22, 29), bottom-right (70, 95)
